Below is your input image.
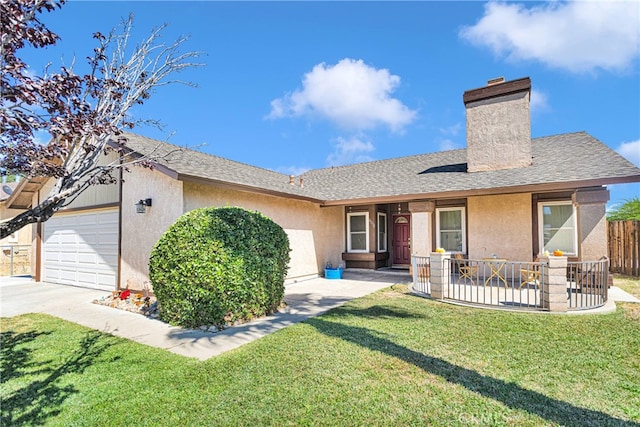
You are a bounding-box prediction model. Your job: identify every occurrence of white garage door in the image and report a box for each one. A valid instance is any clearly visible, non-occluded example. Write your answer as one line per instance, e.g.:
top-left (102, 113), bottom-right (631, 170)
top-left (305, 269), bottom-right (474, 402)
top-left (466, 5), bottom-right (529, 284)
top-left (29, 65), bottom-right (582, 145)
top-left (43, 209), bottom-right (119, 291)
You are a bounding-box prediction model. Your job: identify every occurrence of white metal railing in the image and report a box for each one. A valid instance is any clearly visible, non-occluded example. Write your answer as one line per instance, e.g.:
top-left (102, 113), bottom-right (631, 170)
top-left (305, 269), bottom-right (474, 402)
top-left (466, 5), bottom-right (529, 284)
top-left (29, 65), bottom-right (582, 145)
top-left (446, 258), bottom-right (546, 310)
top-left (412, 255), bottom-right (610, 312)
top-left (566, 258), bottom-right (609, 310)
top-left (411, 256), bottom-right (430, 294)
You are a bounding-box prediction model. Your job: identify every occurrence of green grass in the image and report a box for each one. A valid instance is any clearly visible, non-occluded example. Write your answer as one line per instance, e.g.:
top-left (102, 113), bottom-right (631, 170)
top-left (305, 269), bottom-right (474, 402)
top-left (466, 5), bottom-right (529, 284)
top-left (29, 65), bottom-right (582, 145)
top-left (613, 275), bottom-right (640, 322)
top-left (2, 286), bottom-right (639, 426)
top-left (614, 274), bottom-right (640, 298)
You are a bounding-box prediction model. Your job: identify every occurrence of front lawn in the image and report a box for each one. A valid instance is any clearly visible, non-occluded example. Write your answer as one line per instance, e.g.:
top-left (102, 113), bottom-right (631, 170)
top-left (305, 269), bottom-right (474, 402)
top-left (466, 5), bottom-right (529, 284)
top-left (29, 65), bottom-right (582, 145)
top-left (614, 274), bottom-right (640, 298)
top-left (2, 286), bottom-right (639, 426)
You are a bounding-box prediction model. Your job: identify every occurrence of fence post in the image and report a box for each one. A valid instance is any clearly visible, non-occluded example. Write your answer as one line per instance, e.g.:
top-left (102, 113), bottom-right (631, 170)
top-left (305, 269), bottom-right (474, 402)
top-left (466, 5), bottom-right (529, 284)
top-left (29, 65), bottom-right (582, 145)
top-left (429, 252), bottom-right (450, 299)
top-left (540, 255), bottom-right (568, 312)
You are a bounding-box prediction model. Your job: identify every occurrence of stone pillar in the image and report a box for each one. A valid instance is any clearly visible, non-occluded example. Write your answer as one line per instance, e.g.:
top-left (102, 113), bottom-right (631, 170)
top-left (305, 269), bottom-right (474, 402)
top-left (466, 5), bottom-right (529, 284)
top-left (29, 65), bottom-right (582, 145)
top-left (541, 255), bottom-right (567, 312)
top-left (429, 252), bottom-right (450, 299)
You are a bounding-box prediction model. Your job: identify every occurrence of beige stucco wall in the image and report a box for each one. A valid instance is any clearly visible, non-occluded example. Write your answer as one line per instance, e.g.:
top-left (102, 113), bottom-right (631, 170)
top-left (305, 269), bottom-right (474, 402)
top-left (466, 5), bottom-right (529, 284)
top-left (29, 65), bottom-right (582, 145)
top-left (409, 201), bottom-right (435, 257)
top-left (120, 167), bottom-right (184, 290)
top-left (411, 212), bottom-right (432, 256)
top-left (183, 182), bottom-right (344, 280)
top-left (578, 203), bottom-right (607, 260)
top-left (467, 193), bottom-right (533, 262)
top-left (466, 91), bottom-right (531, 172)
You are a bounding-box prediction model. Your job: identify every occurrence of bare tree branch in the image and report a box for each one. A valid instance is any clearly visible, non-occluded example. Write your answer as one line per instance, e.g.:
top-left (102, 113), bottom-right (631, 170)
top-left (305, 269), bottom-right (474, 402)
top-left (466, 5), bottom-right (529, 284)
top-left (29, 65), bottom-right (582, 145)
top-left (0, 0), bottom-right (204, 239)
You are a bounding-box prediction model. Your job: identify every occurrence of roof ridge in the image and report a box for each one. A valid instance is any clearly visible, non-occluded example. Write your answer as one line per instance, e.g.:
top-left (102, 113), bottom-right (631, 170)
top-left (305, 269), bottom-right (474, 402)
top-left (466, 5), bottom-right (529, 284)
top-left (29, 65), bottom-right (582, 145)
top-left (305, 147), bottom-right (468, 174)
top-left (532, 131), bottom-right (587, 141)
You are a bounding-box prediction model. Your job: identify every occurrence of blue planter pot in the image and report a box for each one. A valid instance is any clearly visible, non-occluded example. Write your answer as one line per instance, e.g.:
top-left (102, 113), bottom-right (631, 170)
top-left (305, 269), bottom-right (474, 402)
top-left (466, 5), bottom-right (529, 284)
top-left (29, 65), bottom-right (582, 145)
top-left (325, 267), bottom-right (343, 280)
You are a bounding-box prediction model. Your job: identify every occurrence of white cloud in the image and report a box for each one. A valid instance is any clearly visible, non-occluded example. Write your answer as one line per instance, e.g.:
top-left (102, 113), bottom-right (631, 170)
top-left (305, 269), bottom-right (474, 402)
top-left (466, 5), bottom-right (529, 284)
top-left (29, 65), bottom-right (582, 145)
top-left (529, 89), bottom-right (549, 113)
top-left (439, 123), bottom-right (462, 137)
top-left (460, 1), bottom-right (640, 74)
top-left (616, 140), bottom-right (640, 167)
top-left (438, 139), bottom-right (462, 151)
top-left (326, 136), bottom-right (375, 166)
top-left (275, 165), bottom-right (311, 177)
top-left (267, 58), bottom-right (417, 132)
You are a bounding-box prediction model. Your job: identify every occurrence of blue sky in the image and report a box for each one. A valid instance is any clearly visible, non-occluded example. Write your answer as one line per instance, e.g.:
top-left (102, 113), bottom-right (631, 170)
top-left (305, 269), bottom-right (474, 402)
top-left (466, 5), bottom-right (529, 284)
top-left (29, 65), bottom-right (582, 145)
top-left (25, 1), bottom-right (640, 207)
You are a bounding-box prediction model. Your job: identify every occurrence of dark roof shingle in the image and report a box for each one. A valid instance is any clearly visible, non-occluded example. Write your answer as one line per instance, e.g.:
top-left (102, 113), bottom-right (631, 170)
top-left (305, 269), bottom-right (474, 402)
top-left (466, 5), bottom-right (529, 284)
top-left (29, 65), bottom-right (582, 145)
top-left (123, 131), bottom-right (640, 204)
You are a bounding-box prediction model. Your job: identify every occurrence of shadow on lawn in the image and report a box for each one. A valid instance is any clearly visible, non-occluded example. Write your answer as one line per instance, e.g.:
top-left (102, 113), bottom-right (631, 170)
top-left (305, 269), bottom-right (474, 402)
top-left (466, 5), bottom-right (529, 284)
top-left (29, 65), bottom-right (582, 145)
top-left (307, 306), bottom-right (638, 427)
top-left (0, 328), bottom-right (119, 426)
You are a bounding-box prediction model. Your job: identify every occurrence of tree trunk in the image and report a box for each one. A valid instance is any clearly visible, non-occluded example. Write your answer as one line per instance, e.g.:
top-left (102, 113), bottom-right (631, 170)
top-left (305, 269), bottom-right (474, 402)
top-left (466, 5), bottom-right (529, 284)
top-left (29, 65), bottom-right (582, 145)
top-left (0, 199), bottom-right (65, 239)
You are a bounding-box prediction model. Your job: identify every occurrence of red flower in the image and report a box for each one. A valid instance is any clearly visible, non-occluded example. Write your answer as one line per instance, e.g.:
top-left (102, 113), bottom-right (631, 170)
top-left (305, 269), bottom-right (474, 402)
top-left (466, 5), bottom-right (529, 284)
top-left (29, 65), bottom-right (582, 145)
top-left (119, 289), bottom-right (131, 300)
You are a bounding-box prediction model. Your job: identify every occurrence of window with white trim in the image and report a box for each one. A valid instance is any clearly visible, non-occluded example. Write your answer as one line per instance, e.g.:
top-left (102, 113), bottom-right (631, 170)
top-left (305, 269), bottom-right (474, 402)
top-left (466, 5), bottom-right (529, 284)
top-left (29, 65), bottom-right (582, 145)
top-left (377, 212), bottom-right (387, 252)
top-left (436, 207), bottom-right (466, 253)
top-left (347, 212), bottom-right (369, 252)
top-left (539, 201), bottom-right (577, 255)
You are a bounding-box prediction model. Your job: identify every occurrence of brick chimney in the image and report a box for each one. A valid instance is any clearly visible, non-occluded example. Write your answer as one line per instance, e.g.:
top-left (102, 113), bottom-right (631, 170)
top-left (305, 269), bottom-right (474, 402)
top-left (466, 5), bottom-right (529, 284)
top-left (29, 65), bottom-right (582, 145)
top-left (463, 77), bottom-right (532, 172)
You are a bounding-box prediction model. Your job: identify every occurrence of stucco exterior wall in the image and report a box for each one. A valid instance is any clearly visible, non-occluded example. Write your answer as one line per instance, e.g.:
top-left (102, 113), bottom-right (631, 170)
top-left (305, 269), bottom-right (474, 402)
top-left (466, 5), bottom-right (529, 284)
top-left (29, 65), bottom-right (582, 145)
top-left (183, 182), bottom-right (344, 280)
top-left (120, 167), bottom-right (184, 290)
top-left (408, 202), bottom-right (435, 257)
top-left (466, 91), bottom-right (531, 172)
top-left (578, 203), bottom-right (607, 260)
top-left (467, 193), bottom-right (533, 262)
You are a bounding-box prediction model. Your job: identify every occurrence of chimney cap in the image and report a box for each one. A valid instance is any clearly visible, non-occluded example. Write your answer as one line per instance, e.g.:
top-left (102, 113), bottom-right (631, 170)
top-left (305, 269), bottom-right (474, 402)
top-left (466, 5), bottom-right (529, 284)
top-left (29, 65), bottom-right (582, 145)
top-left (487, 76), bottom-right (505, 86)
top-left (463, 76), bottom-right (531, 105)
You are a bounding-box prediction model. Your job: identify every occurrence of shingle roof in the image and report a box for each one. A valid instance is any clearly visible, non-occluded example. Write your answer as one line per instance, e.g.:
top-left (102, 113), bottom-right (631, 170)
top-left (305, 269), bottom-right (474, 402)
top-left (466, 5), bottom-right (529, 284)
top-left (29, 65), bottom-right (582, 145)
top-left (122, 132), bottom-right (317, 201)
top-left (122, 131), bottom-right (640, 205)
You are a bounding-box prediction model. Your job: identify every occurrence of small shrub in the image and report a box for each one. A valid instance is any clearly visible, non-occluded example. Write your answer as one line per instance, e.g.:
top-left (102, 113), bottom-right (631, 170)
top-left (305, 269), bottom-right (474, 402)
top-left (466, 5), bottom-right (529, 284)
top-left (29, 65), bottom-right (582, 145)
top-left (149, 207), bottom-right (290, 328)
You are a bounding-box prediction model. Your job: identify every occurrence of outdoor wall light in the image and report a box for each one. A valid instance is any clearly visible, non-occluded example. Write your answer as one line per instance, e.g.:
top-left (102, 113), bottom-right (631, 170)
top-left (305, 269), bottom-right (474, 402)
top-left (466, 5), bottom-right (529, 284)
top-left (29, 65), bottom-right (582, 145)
top-left (135, 198), bottom-right (152, 214)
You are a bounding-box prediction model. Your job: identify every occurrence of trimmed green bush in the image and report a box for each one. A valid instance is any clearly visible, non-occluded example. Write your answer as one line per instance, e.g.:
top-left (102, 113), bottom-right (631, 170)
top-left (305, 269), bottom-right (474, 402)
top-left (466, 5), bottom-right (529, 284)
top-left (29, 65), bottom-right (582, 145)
top-left (149, 207), bottom-right (290, 328)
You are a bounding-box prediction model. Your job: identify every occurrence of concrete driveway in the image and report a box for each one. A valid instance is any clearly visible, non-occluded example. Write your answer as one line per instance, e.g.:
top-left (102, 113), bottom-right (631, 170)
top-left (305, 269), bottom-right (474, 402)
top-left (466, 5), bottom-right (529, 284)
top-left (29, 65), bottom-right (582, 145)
top-left (0, 271), bottom-right (409, 361)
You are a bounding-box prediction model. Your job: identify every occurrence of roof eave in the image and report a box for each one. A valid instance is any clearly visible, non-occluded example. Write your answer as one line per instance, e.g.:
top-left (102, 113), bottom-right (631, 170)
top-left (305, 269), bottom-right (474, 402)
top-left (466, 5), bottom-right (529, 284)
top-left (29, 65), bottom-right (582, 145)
top-left (178, 173), bottom-right (324, 204)
top-left (4, 176), bottom-right (50, 209)
top-left (319, 176), bottom-right (640, 206)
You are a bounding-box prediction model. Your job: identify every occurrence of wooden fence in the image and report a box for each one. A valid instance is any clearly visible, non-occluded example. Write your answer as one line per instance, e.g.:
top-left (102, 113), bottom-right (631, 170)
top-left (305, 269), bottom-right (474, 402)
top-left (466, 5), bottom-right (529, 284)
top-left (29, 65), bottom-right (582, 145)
top-left (607, 220), bottom-right (639, 277)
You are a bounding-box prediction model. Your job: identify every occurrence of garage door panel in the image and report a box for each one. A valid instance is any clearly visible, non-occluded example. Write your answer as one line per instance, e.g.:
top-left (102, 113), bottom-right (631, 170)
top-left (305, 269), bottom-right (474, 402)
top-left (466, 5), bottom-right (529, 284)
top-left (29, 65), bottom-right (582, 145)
top-left (81, 233), bottom-right (98, 245)
top-left (77, 271), bottom-right (98, 286)
top-left (59, 234), bottom-right (78, 244)
top-left (77, 253), bottom-right (98, 265)
top-left (98, 232), bottom-right (118, 245)
top-left (77, 214), bottom-right (97, 225)
top-left (43, 209), bottom-right (118, 291)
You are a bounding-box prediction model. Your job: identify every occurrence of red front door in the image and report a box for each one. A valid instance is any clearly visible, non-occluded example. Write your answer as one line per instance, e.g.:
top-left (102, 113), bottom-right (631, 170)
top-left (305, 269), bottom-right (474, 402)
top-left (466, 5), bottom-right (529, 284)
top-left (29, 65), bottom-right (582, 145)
top-left (392, 214), bottom-right (411, 265)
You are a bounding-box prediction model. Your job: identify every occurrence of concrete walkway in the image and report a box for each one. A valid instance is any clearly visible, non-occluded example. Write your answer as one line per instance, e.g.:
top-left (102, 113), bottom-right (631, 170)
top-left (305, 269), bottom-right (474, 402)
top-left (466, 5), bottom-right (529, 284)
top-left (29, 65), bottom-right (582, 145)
top-left (0, 271), bottom-right (408, 361)
top-left (608, 286), bottom-right (640, 303)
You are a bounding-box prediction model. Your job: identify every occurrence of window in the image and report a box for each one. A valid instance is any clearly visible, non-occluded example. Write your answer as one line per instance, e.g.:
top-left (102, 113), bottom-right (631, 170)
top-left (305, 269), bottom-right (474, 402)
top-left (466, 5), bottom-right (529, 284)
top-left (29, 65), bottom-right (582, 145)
top-left (539, 201), bottom-right (577, 255)
top-left (436, 207), bottom-right (466, 253)
top-left (377, 213), bottom-right (387, 252)
top-left (347, 212), bottom-right (369, 252)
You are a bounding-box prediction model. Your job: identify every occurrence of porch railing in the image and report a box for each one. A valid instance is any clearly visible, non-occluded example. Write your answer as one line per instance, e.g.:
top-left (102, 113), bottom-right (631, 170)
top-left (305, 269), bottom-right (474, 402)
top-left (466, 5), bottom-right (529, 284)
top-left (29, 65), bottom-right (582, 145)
top-left (1, 244), bottom-right (32, 277)
top-left (447, 258), bottom-right (546, 310)
top-left (566, 258), bottom-right (609, 310)
top-left (411, 256), bottom-right (430, 294)
top-left (411, 255), bottom-right (609, 312)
